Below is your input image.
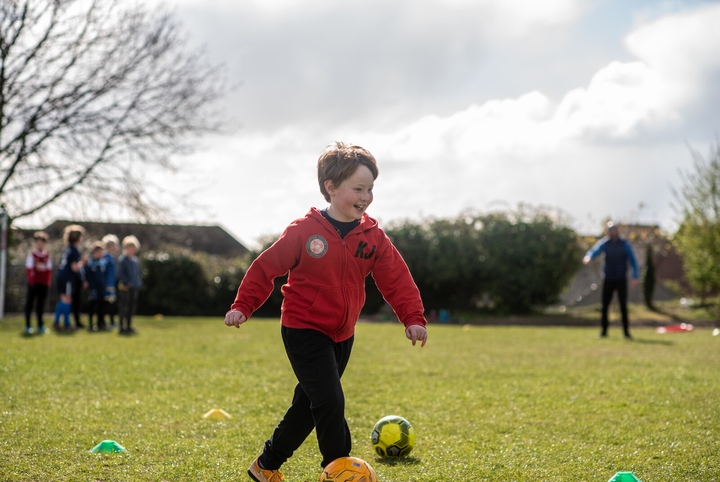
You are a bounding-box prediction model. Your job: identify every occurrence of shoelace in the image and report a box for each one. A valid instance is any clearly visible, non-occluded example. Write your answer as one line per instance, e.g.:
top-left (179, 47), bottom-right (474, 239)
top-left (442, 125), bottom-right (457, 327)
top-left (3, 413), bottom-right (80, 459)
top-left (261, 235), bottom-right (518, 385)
top-left (268, 472), bottom-right (284, 482)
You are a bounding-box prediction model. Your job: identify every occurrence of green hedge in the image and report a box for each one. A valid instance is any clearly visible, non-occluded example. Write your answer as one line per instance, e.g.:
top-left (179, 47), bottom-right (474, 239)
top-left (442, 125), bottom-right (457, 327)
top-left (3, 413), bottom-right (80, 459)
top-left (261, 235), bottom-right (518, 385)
top-left (385, 207), bottom-right (582, 314)
top-left (138, 248), bottom-right (247, 317)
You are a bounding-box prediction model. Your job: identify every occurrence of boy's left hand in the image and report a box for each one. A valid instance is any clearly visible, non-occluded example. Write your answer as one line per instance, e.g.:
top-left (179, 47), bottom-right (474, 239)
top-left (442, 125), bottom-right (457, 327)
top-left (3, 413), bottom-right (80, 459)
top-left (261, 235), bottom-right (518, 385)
top-left (405, 325), bottom-right (427, 347)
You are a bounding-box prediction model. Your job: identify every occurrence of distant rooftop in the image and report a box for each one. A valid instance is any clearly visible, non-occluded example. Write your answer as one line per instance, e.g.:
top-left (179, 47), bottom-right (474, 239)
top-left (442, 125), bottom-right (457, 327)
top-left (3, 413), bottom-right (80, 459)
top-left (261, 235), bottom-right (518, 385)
top-left (14, 220), bottom-right (249, 258)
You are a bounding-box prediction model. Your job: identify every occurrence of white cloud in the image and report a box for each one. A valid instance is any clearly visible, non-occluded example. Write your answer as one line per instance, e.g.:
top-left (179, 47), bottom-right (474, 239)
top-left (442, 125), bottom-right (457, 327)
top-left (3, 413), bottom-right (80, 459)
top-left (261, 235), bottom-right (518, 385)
top-left (359, 3), bottom-right (720, 163)
top-left (359, 91), bottom-right (558, 162)
top-left (156, 0), bottom-right (588, 132)
top-left (625, 4), bottom-right (720, 95)
top-left (168, 0), bottom-right (582, 32)
top-left (431, 0), bottom-right (582, 37)
top-left (556, 60), bottom-right (673, 139)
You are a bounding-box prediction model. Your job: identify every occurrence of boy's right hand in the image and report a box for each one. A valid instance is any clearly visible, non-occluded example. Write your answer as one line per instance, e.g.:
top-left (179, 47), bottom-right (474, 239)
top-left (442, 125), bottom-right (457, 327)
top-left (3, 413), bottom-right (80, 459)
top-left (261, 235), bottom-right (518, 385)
top-left (224, 310), bottom-right (247, 328)
top-left (406, 324), bottom-right (428, 347)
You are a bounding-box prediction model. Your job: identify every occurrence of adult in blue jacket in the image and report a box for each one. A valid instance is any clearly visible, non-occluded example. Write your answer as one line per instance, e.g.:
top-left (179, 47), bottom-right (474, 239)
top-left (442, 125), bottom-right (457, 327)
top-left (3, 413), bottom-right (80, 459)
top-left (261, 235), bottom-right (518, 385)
top-left (583, 223), bottom-right (638, 339)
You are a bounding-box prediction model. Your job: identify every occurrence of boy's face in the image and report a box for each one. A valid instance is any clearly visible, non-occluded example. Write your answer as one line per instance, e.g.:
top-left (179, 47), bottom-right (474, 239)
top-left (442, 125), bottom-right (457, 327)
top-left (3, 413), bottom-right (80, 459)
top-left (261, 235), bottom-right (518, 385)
top-left (325, 164), bottom-right (374, 222)
top-left (93, 249), bottom-right (104, 260)
top-left (125, 244), bottom-right (137, 257)
top-left (34, 239), bottom-right (46, 251)
top-left (106, 242), bottom-right (117, 254)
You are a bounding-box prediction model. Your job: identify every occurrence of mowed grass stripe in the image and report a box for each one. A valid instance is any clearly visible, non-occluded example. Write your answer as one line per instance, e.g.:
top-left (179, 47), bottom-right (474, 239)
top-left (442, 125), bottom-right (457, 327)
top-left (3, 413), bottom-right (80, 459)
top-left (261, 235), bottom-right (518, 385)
top-left (1, 317), bottom-right (718, 481)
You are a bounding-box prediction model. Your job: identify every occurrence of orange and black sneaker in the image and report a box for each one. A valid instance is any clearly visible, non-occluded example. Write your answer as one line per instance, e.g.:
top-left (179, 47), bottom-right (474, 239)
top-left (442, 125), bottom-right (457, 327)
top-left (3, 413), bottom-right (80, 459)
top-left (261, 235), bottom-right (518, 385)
top-left (248, 457), bottom-right (284, 482)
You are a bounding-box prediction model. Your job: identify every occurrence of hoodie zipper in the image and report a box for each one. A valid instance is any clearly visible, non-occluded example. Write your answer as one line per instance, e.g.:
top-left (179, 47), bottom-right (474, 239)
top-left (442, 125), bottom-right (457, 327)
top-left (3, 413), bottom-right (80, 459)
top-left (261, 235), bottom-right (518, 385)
top-left (336, 238), bottom-right (349, 341)
top-left (315, 210), bottom-right (365, 341)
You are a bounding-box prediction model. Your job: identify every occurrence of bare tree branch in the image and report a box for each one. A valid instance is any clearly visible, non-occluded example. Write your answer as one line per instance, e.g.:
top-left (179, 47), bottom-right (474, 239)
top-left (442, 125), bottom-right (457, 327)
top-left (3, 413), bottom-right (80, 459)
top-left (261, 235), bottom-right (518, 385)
top-left (0, 0), bottom-right (227, 221)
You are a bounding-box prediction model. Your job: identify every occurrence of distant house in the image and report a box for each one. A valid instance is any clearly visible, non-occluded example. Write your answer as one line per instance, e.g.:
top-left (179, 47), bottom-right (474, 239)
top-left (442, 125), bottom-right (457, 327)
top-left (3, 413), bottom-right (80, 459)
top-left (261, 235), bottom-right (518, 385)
top-left (559, 224), bottom-right (688, 307)
top-left (14, 220), bottom-right (249, 257)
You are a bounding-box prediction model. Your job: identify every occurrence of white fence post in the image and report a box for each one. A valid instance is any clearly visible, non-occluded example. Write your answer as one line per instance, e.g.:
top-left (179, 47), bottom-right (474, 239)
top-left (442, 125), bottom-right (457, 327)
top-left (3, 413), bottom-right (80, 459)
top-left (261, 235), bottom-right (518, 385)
top-left (0, 209), bottom-right (7, 320)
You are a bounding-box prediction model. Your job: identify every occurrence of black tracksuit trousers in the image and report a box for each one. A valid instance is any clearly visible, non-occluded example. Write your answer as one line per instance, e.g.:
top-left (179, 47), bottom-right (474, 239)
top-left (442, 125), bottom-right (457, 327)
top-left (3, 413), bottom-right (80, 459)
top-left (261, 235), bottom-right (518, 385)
top-left (259, 326), bottom-right (354, 470)
top-left (25, 283), bottom-right (49, 328)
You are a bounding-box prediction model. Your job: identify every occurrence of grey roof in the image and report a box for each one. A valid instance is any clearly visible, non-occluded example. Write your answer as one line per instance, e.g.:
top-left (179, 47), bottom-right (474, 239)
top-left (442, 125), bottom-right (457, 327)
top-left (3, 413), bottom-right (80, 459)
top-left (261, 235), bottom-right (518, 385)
top-left (15, 220), bottom-right (249, 257)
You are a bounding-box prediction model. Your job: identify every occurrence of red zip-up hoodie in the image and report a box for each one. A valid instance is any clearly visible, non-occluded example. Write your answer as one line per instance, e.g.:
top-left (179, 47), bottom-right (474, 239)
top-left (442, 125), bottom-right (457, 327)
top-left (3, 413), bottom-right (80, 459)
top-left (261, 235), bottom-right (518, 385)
top-left (230, 208), bottom-right (426, 342)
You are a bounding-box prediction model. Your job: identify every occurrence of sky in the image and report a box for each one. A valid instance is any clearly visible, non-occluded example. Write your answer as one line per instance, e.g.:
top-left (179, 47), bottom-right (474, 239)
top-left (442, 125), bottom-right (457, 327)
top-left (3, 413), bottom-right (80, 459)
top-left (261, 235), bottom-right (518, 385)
top-left (20, 0), bottom-right (720, 249)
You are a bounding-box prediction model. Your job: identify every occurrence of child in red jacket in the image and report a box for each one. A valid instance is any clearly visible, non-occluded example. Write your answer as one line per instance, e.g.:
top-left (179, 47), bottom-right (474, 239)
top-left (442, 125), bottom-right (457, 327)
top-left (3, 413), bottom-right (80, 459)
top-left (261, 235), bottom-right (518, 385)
top-left (24, 231), bottom-right (52, 335)
top-left (225, 141), bottom-right (428, 482)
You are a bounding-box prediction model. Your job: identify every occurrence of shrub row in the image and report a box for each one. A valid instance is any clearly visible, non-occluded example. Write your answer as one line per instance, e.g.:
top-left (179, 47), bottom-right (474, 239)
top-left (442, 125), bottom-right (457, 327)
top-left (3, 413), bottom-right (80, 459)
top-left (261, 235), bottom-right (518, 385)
top-left (381, 208), bottom-right (582, 314)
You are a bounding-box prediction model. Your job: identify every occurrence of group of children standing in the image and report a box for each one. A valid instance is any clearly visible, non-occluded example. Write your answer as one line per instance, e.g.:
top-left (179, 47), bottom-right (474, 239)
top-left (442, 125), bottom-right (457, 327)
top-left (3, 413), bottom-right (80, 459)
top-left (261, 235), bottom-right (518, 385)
top-left (24, 225), bottom-right (142, 335)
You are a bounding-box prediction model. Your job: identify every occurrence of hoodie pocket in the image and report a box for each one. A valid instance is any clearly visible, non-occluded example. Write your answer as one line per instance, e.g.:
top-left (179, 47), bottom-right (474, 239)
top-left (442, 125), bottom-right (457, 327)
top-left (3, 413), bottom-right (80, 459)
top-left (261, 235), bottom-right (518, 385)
top-left (304, 286), bottom-right (345, 323)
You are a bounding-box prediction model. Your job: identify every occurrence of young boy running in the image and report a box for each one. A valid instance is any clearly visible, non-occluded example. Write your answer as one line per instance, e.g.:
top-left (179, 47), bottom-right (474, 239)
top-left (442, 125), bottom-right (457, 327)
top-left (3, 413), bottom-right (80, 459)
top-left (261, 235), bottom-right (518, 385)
top-left (225, 141), bottom-right (428, 482)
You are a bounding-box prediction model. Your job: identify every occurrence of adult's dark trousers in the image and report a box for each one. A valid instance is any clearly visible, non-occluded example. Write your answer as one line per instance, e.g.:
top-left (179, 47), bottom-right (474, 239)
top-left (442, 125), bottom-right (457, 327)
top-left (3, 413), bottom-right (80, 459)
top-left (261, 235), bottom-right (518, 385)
top-left (259, 326), bottom-right (354, 470)
top-left (601, 277), bottom-right (630, 336)
top-left (25, 283), bottom-right (49, 328)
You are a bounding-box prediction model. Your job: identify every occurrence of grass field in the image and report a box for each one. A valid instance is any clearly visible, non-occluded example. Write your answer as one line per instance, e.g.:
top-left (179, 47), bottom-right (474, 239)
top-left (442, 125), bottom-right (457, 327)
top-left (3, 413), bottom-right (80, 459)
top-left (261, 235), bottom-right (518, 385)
top-left (1, 316), bottom-right (719, 481)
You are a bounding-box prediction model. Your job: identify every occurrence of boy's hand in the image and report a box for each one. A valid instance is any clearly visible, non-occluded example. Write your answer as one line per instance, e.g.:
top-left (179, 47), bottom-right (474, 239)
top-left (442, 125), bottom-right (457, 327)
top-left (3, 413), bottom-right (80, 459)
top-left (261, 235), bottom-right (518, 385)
top-left (405, 325), bottom-right (427, 347)
top-left (225, 310), bottom-right (247, 328)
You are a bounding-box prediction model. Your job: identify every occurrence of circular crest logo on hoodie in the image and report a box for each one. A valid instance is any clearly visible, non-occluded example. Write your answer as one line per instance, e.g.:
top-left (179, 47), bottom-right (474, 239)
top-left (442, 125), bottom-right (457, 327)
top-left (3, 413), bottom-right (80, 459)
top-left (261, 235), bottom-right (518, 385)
top-left (306, 235), bottom-right (328, 258)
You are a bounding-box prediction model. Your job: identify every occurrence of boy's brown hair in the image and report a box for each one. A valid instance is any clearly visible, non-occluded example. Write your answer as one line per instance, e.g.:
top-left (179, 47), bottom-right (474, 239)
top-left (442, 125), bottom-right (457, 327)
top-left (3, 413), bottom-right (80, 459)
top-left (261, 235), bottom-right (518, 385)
top-left (317, 141), bottom-right (379, 202)
top-left (91, 241), bottom-right (106, 252)
top-left (33, 231), bottom-right (49, 242)
top-left (63, 225), bottom-right (85, 245)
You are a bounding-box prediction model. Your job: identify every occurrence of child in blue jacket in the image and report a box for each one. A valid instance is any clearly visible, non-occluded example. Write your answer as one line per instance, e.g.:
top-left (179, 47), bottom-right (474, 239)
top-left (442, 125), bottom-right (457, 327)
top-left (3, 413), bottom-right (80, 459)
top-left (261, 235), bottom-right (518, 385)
top-left (102, 234), bottom-right (119, 328)
top-left (83, 242), bottom-right (108, 331)
top-left (53, 225), bottom-right (85, 331)
top-left (117, 235), bottom-right (142, 335)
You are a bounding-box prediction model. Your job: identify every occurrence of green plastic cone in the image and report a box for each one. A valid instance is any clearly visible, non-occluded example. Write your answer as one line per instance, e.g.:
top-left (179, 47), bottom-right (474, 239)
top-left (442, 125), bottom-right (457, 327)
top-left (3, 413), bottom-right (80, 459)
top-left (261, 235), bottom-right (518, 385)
top-left (608, 472), bottom-right (642, 482)
top-left (90, 440), bottom-right (127, 453)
